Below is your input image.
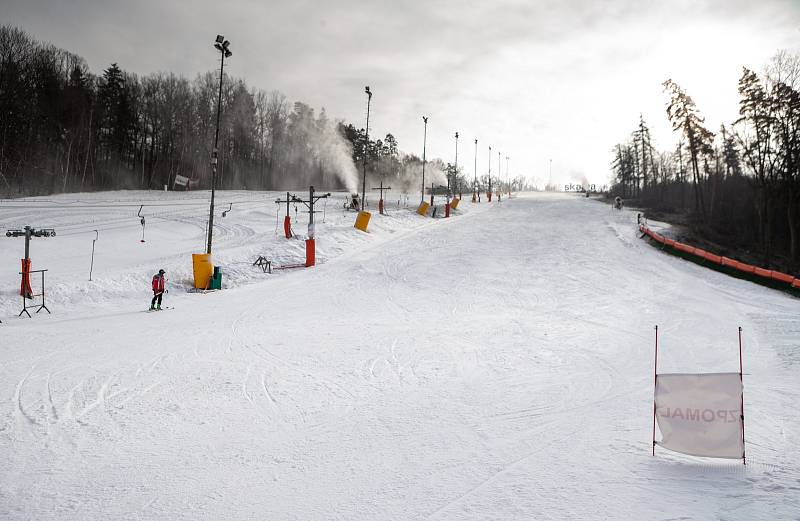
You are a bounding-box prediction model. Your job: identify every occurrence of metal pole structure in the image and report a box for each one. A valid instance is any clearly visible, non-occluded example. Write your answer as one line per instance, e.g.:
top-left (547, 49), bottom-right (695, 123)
top-left (652, 324), bottom-right (659, 456)
top-left (548, 158), bottom-right (553, 190)
top-left (488, 146), bottom-right (492, 200)
top-left (497, 150), bottom-right (501, 201)
top-left (473, 139), bottom-right (478, 202)
top-left (739, 326), bottom-right (746, 465)
top-left (89, 230), bottom-right (98, 281)
top-left (24, 226), bottom-right (31, 260)
top-left (453, 132), bottom-right (458, 200)
top-left (421, 116), bottom-right (428, 204)
top-left (309, 185), bottom-right (315, 234)
top-left (24, 226), bottom-right (32, 299)
top-left (506, 155), bottom-right (510, 195)
top-left (361, 86), bottom-right (372, 211)
top-left (207, 36), bottom-right (231, 254)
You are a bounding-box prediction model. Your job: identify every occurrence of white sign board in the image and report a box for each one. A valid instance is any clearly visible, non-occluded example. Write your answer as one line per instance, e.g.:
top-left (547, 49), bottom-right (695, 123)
top-left (174, 175), bottom-right (189, 187)
top-left (655, 373), bottom-right (744, 459)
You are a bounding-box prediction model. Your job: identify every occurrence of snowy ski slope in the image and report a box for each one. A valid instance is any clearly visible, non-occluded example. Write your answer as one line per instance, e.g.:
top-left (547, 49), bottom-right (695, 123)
top-left (1, 192), bottom-right (798, 520)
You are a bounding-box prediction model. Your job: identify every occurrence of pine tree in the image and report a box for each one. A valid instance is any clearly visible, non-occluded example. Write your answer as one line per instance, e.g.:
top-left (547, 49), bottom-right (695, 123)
top-left (663, 79), bottom-right (714, 221)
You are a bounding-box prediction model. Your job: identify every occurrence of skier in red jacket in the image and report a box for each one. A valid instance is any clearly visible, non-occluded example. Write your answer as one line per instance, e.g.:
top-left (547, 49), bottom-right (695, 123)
top-left (150, 269), bottom-right (167, 310)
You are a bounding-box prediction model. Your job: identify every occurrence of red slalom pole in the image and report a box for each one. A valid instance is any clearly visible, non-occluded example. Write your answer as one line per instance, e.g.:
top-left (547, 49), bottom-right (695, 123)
top-left (739, 326), bottom-right (746, 466)
top-left (652, 324), bottom-right (659, 456)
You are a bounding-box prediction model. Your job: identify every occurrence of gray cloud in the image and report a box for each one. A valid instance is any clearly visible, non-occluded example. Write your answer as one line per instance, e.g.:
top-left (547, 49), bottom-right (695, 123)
top-left (5, 0), bottom-right (800, 186)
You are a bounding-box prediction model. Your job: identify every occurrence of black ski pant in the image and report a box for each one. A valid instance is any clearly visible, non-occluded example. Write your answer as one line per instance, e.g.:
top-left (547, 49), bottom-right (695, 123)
top-left (151, 292), bottom-right (163, 308)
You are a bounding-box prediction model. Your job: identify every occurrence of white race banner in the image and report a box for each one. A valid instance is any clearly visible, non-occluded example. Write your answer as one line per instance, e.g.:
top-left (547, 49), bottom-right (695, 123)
top-left (655, 373), bottom-right (743, 459)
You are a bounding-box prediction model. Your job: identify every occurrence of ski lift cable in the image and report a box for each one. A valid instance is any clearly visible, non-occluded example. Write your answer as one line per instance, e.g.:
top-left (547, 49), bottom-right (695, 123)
top-left (8, 198), bottom-right (268, 233)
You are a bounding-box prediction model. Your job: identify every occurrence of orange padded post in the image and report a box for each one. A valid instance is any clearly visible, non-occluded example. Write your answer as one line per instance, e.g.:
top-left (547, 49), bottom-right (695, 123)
top-left (305, 239), bottom-right (315, 267)
top-left (283, 215), bottom-right (292, 238)
top-left (20, 258), bottom-right (33, 298)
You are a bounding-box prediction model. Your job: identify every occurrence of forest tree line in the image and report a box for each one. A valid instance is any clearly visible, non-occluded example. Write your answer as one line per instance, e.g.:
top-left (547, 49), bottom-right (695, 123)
top-left (1, 25), bottom-right (534, 200)
top-left (610, 51), bottom-right (800, 271)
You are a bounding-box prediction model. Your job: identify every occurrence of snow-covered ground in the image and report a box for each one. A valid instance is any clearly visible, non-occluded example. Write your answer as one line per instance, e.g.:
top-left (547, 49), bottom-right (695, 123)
top-left (1, 191), bottom-right (798, 520)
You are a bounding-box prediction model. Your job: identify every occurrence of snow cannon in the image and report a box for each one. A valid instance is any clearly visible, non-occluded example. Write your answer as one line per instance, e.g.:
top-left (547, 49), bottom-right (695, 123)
top-left (348, 193), bottom-right (361, 211)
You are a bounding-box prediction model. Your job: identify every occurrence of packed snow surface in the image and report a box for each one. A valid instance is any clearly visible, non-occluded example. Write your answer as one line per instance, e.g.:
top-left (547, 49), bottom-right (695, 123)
top-left (1, 191), bottom-right (798, 520)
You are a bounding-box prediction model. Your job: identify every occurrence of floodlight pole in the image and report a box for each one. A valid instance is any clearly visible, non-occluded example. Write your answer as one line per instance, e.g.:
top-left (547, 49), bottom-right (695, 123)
top-left (473, 139), bottom-right (478, 202)
top-left (361, 86), bottom-right (372, 211)
top-left (497, 150), bottom-right (501, 202)
top-left (453, 132), bottom-right (458, 200)
top-left (207, 35), bottom-right (231, 254)
top-left (488, 146), bottom-right (492, 200)
top-left (421, 116), bottom-right (428, 204)
top-left (506, 155), bottom-right (510, 195)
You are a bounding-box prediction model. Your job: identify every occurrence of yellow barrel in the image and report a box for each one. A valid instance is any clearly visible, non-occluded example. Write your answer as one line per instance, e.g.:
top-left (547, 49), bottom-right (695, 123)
top-left (451, 198), bottom-right (460, 210)
top-left (354, 211), bottom-right (371, 232)
top-left (417, 202), bottom-right (430, 216)
top-left (192, 253), bottom-right (214, 289)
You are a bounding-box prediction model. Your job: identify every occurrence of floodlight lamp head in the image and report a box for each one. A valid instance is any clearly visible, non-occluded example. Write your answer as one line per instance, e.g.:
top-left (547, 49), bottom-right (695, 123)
top-left (214, 43), bottom-right (223, 51)
top-left (455, 132), bottom-right (459, 139)
top-left (422, 116), bottom-right (428, 124)
top-left (224, 49), bottom-right (232, 58)
top-left (215, 35), bottom-right (224, 44)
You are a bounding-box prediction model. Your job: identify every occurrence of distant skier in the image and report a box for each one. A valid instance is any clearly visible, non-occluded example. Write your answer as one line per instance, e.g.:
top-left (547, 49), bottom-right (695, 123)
top-left (150, 269), bottom-right (167, 310)
top-left (614, 196), bottom-right (623, 210)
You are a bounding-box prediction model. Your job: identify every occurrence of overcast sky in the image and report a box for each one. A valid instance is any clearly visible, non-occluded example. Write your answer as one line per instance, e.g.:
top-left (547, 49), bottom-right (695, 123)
top-left (6, 0), bottom-right (800, 187)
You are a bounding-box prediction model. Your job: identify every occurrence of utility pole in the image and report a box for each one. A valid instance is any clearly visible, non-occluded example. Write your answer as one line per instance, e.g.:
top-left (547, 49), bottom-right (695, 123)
top-left (361, 86), bottom-right (372, 211)
top-left (207, 35), bottom-right (232, 254)
top-left (421, 116), bottom-right (428, 204)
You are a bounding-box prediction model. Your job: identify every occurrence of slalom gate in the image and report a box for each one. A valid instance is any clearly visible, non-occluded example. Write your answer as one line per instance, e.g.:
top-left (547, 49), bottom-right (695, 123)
top-left (651, 325), bottom-right (746, 464)
top-left (638, 224), bottom-right (800, 294)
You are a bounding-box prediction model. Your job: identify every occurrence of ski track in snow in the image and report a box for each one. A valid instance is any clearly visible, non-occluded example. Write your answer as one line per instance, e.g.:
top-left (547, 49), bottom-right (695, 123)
top-left (0, 191), bottom-right (798, 520)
